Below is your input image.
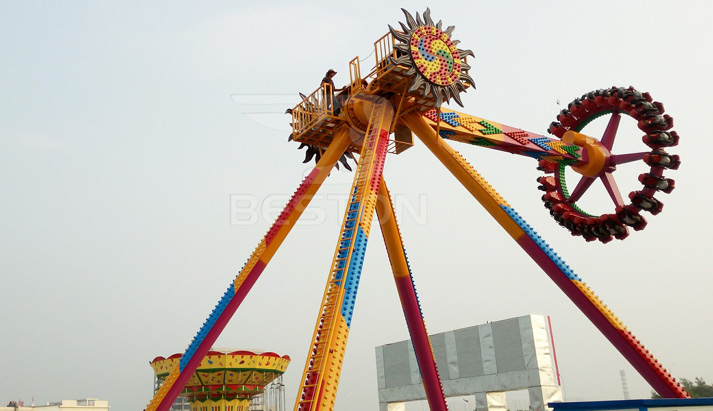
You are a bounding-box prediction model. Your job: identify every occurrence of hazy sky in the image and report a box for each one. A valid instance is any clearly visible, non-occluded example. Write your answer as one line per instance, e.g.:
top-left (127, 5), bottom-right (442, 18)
top-left (1, 1), bottom-right (712, 410)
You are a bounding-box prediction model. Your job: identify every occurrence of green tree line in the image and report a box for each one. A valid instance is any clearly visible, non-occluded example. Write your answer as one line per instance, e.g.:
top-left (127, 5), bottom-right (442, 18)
top-left (652, 378), bottom-right (713, 398)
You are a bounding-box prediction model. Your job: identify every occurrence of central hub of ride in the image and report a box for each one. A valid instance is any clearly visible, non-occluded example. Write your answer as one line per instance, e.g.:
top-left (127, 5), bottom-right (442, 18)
top-left (562, 130), bottom-right (611, 177)
top-left (344, 95), bottom-right (377, 132)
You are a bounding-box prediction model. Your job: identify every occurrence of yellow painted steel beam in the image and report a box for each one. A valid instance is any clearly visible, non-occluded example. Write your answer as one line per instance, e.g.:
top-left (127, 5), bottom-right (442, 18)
top-left (146, 127), bottom-right (352, 411)
top-left (403, 112), bottom-right (522, 238)
top-left (296, 101), bottom-right (393, 411)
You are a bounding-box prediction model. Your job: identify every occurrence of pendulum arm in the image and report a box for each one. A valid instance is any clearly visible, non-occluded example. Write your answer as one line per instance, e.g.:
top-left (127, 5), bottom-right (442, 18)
top-left (375, 178), bottom-right (448, 411)
top-left (403, 112), bottom-right (688, 398)
top-left (420, 107), bottom-right (583, 164)
top-left (146, 127), bottom-right (354, 411)
top-left (295, 100), bottom-right (393, 411)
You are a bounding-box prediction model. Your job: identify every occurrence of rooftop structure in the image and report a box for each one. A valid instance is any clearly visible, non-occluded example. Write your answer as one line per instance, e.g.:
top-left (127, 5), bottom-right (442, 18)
top-left (1, 399), bottom-right (109, 411)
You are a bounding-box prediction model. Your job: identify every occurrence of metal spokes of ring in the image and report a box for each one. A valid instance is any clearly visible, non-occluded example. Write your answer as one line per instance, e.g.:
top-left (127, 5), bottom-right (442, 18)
top-left (537, 86), bottom-right (680, 243)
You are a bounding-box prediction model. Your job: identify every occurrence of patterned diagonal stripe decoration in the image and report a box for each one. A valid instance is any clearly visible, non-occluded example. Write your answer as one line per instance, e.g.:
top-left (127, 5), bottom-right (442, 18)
top-left (478, 120), bottom-right (502, 135)
top-left (529, 137), bottom-right (553, 151)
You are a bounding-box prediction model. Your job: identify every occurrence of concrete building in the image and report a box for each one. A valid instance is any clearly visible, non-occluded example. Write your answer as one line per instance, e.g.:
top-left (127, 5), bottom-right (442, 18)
top-left (1, 399), bottom-right (109, 411)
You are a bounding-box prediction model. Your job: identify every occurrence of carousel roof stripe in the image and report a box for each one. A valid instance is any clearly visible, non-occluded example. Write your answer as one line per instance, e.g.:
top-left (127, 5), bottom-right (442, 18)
top-left (150, 350), bottom-right (290, 365)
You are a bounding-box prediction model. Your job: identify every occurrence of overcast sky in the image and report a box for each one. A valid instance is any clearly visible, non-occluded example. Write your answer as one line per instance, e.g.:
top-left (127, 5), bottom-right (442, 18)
top-left (1, 1), bottom-right (712, 410)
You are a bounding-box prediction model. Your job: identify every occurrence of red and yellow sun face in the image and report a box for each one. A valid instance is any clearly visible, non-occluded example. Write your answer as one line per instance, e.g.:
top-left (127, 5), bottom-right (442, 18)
top-left (410, 25), bottom-right (463, 86)
top-left (389, 8), bottom-right (475, 108)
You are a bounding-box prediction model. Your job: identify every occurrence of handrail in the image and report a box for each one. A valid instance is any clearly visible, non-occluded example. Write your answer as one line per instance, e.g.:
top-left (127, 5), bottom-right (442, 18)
top-left (348, 57), bottom-right (362, 94)
top-left (291, 83), bottom-right (334, 136)
top-left (374, 31), bottom-right (397, 76)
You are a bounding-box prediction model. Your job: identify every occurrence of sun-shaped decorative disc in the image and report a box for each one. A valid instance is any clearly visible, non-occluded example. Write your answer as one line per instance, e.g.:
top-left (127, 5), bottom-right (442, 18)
top-left (410, 26), bottom-right (462, 86)
top-left (389, 8), bottom-right (475, 108)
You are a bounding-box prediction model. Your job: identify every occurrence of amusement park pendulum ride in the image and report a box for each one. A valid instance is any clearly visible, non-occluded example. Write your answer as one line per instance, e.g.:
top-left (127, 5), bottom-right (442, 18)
top-left (146, 8), bottom-right (685, 411)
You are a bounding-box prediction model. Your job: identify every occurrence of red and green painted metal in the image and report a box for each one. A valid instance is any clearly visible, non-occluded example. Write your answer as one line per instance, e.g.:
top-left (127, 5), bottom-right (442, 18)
top-left (146, 7), bottom-right (686, 411)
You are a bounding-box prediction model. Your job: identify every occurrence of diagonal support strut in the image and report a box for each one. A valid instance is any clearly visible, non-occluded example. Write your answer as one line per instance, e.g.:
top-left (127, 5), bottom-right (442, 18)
top-left (146, 127), bottom-right (355, 411)
top-left (376, 177), bottom-right (448, 411)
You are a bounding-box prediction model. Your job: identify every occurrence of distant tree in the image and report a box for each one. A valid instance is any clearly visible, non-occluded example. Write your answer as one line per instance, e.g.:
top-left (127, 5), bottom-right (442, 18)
top-left (652, 378), bottom-right (713, 398)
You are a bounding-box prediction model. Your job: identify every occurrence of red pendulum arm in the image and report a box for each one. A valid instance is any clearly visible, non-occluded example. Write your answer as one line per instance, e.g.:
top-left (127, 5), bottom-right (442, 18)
top-left (375, 178), bottom-right (448, 411)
